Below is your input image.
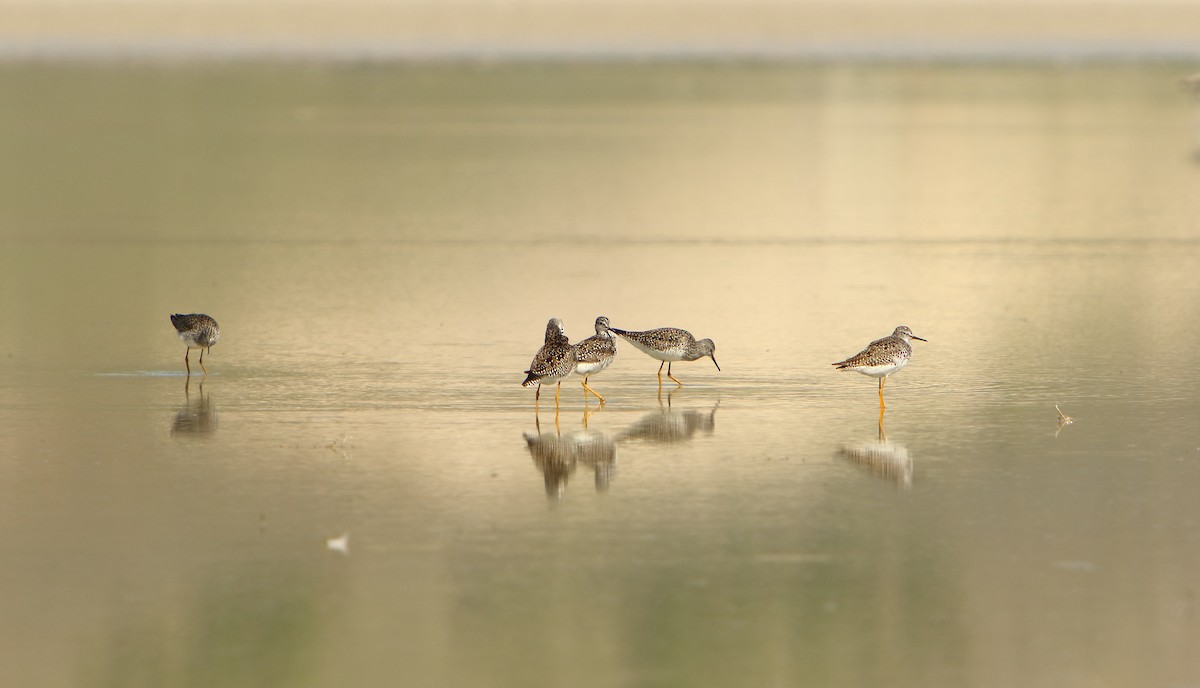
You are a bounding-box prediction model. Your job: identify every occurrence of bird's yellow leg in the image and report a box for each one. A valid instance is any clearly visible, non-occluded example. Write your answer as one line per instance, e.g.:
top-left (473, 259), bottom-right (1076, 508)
top-left (553, 383), bottom-right (562, 425)
top-left (184, 349), bottom-right (191, 376)
top-left (657, 361), bottom-right (665, 384)
top-left (199, 347), bottom-right (208, 375)
top-left (535, 383), bottom-right (541, 413)
top-left (581, 375), bottom-right (605, 404)
top-left (667, 362), bottom-right (683, 387)
top-left (878, 377), bottom-right (886, 410)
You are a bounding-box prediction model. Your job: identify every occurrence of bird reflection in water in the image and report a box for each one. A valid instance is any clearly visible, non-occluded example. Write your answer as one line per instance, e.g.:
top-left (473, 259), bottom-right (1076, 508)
top-left (523, 412), bottom-right (617, 499)
top-left (616, 395), bottom-right (719, 445)
top-left (172, 377), bottom-right (217, 436)
top-left (837, 417), bottom-right (912, 487)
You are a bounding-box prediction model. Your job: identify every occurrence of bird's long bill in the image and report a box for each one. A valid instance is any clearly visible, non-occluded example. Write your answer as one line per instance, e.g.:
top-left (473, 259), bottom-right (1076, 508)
top-left (710, 355), bottom-right (721, 371)
top-left (912, 336), bottom-right (928, 342)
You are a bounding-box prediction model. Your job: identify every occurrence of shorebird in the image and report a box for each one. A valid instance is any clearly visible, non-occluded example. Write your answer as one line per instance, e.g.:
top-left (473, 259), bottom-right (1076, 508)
top-left (170, 313), bottom-right (220, 375)
top-left (832, 326), bottom-right (926, 409)
top-left (572, 316), bottom-right (618, 404)
top-left (609, 324), bottom-right (719, 386)
top-left (521, 318), bottom-right (575, 411)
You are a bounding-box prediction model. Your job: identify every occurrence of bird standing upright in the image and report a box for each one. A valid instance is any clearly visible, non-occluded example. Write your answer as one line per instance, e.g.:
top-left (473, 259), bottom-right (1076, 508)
top-left (572, 316), bottom-right (618, 404)
top-left (832, 325), bottom-right (926, 410)
top-left (521, 318), bottom-right (575, 412)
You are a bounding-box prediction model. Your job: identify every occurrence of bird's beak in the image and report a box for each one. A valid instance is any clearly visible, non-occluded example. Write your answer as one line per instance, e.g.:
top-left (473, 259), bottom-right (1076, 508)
top-left (711, 355), bottom-right (721, 371)
top-left (912, 335), bottom-right (927, 342)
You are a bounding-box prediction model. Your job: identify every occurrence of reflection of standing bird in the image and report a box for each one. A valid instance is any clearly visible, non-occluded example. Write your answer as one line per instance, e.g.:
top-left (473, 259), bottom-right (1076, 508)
top-left (572, 316), bottom-right (617, 404)
top-left (523, 431), bottom-right (577, 500)
top-left (521, 318), bottom-right (575, 411)
top-left (617, 402), bottom-right (718, 444)
top-left (172, 386), bottom-right (217, 436)
top-left (837, 421), bottom-right (912, 487)
top-left (170, 313), bottom-right (220, 375)
top-left (572, 429), bottom-right (618, 491)
top-left (608, 325), bottom-right (719, 386)
top-left (832, 326), bottom-right (925, 409)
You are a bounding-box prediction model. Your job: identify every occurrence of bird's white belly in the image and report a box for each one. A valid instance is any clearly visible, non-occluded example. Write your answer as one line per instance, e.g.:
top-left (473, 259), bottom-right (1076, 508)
top-left (626, 338), bottom-right (683, 361)
top-left (852, 360), bottom-right (908, 378)
top-left (575, 358), bottom-right (613, 376)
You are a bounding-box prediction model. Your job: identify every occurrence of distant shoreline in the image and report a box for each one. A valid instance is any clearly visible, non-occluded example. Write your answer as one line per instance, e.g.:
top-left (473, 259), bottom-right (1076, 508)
top-left (4, 1), bottom-right (1200, 65)
top-left (2, 41), bottom-right (1199, 65)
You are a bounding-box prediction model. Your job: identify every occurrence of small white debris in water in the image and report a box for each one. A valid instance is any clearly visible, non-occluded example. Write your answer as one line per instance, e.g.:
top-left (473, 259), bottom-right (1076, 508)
top-left (1056, 404), bottom-right (1074, 424)
top-left (326, 532), bottom-right (350, 555)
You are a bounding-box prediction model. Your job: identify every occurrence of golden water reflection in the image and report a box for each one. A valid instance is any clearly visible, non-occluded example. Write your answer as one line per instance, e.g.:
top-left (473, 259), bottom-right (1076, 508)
top-left (4, 63), bottom-right (1200, 688)
top-left (616, 399), bottom-right (719, 445)
top-left (837, 417), bottom-right (912, 488)
top-left (523, 415), bottom-right (618, 499)
top-left (522, 398), bottom-right (719, 498)
top-left (171, 379), bottom-right (217, 437)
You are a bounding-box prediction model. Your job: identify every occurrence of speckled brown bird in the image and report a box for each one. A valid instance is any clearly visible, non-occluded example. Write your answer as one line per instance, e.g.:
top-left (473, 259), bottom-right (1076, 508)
top-left (608, 324), bottom-right (718, 386)
top-left (521, 318), bottom-right (575, 411)
top-left (832, 326), bottom-right (926, 409)
top-left (572, 316), bottom-right (617, 404)
top-left (170, 313), bottom-right (220, 375)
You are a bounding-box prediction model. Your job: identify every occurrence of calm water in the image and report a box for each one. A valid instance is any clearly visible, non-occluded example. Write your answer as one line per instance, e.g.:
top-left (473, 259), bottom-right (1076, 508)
top-left (3, 62), bottom-right (1200, 688)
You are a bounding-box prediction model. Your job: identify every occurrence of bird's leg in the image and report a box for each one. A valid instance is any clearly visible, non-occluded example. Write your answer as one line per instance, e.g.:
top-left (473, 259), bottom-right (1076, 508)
top-left (667, 362), bottom-right (683, 387)
top-left (554, 381), bottom-right (562, 408)
top-left (184, 349), bottom-right (191, 376)
top-left (878, 377), bottom-right (886, 410)
top-left (199, 347), bottom-right (208, 375)
top-left (657, 361), bottom-right (665, 384)
top-left (581, 375), bottom-right (591, 404)
top-left (535, 383), bottom-right (542, 413)
top-left (581, 375), bottom-right (605, 404)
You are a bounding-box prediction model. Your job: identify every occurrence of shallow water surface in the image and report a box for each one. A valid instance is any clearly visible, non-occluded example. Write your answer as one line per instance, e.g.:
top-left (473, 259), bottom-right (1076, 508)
top-left (2, 63), bottom-right (1200, 688)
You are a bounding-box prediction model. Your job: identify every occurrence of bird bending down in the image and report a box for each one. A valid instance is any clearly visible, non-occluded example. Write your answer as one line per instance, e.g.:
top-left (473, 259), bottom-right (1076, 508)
top-left (572, 316), bottom-right (617, 404)
top-left (521, 318), bottom-right (576, 411)
top-left (832, 325), bottom-right (925, 409)
top-left (608, 325), bottom-right (719, 386)
top-left (170, 313), bottom-right (220, 375)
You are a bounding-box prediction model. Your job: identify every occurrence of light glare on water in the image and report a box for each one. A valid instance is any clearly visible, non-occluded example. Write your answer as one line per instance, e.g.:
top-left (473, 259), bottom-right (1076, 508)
top-left (2, 63), bottom-right (1200, 688)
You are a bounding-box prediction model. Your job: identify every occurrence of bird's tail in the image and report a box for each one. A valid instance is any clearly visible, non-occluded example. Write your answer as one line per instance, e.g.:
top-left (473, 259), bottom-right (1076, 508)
top-left (521, 372), bottom-right (540, 387)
